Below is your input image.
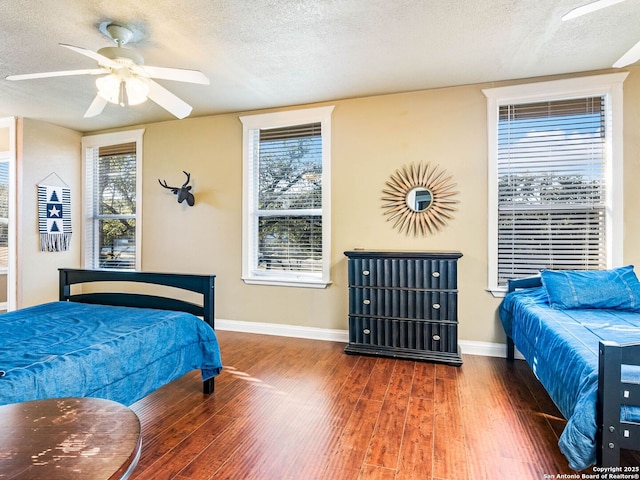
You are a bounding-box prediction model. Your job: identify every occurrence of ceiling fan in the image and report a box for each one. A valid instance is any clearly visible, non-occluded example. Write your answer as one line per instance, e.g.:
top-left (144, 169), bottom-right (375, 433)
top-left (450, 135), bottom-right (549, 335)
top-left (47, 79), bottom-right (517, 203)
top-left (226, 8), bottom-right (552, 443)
top-left (5, 23), bottom-right (210, 119)
top-left (562, 0), bottom-right (640, 68)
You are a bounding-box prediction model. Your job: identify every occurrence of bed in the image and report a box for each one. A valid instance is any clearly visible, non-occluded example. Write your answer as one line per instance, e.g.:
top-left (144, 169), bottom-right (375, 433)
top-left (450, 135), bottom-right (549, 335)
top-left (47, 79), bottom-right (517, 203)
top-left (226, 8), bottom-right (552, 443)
top-left (499, 266), bottom-right (640, 471)
top-left (0, 268), bottom-right (222, 407)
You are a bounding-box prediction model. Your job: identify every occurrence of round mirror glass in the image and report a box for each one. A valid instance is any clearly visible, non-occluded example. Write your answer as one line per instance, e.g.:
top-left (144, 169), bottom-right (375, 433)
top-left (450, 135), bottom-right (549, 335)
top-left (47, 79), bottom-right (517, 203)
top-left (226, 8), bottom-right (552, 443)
top-left (406, 187), bottom-right (432, 212)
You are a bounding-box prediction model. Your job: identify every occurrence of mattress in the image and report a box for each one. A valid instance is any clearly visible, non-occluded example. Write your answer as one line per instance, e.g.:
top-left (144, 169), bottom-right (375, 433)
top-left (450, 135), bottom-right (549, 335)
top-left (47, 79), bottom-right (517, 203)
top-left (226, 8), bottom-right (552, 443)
top-left (0, 301), bottom-right (222, 406)
top-left (500, 287), bottom-right (640, 470)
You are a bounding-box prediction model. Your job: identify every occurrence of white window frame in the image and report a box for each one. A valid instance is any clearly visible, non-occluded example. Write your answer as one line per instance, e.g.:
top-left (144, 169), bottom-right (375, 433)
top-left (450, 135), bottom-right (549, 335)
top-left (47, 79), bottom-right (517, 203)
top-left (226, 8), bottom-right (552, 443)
top-left (483, 73), bottom-right (628, 296)
top-left (0, 117), bottom-right (16, 311)
top-left (240, 106), bottom-right (334, 288)
top-left (81, 129), bottom-right (144, 271)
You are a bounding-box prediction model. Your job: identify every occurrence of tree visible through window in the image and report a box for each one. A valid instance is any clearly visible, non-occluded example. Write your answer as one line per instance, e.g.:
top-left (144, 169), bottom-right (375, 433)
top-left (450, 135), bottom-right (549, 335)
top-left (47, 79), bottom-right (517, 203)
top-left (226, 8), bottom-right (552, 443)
top-left (82, 130), bottom-right (143, 271)
top-left (257, 123), bottom-right (322, 273)
top-left (496, 97), bottom-right (607, 286)
top-left (95, 143), bottom-right (137, 269)
top-left (483, 73), bottom-right (627, 294)
top-left (241, 106), bottom-right (333, 288)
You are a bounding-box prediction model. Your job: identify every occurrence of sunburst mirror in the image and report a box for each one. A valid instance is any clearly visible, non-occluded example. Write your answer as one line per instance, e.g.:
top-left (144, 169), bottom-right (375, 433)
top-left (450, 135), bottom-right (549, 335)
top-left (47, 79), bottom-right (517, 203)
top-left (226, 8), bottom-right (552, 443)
top-left (382, 162), bottom-right (459, 236)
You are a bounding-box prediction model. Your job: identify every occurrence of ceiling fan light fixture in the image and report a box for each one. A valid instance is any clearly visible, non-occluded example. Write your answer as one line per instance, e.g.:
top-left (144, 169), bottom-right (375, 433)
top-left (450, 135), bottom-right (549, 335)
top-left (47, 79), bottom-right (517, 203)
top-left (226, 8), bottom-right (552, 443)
top-left (95, 74), bottom-right (122, 104)
top-left (95, 73), bottom-right (150, 107)
top-left (8, 21), bottom-right (208, 119)
top-left (125, 76), bottom-right (150, 105)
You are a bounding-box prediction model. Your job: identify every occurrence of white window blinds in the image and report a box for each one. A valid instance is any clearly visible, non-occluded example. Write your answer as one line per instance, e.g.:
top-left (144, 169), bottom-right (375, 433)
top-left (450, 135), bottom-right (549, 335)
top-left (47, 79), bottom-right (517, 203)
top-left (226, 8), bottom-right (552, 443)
top-left (0, 160), bottom-right (9, 270)
top-left (86, 142), bottom-right (137, 270)
top-left (496, 96), bottom-right (607, 286)
top-left (252, 122), bottom-right (323, 275)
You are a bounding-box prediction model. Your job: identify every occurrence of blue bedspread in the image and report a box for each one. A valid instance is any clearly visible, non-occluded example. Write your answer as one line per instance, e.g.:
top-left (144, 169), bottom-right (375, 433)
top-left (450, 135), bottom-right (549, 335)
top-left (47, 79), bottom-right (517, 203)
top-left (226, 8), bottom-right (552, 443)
top-left (500, 288), bottom-right (640, 471)
top-left (0, 301), bottom-right (222, 407)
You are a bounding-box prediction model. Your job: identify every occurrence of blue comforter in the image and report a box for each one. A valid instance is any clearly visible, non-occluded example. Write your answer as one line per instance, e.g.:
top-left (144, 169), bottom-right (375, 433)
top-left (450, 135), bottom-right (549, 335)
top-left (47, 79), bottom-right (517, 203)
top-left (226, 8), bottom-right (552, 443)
top-left (500, 287), bottom-right (640, 471)
top-left (0, 301), bottom-right (222, 406)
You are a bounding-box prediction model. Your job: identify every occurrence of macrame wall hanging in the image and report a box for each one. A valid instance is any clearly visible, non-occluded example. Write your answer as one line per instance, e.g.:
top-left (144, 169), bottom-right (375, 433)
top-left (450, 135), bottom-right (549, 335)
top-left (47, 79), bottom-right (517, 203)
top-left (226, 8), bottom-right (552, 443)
top-left (37, 173), bottom-right (72, 252)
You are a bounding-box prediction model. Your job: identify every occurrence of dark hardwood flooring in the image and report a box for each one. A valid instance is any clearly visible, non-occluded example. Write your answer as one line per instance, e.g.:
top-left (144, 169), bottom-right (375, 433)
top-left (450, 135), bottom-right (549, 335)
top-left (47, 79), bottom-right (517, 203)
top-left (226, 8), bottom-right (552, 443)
top-left (128, 330), bottom-right (640, 480)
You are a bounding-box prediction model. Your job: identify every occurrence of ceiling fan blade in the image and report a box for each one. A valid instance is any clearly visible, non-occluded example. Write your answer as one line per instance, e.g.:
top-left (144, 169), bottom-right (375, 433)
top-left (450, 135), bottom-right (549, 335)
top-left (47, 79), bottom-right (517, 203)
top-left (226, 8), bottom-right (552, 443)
top-left (60, 44), bottom-right (120, 69)
top-left (613, 38), bottom-right (640, 67)
top-left (562, 0), bottom-right (627, 21)
top-left (6, 68), bottom-right (104, 81)
top-left (84, 95), bottom-right (109, 118)
top-left (147, 79), bottom-right (193, 119)
top-left (139, 65), bottom-right (210, 85)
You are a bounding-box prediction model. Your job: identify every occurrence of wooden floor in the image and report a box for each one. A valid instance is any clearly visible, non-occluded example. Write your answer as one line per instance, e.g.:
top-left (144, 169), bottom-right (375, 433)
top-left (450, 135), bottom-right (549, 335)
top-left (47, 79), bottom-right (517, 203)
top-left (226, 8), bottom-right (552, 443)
top-left (128, 330), bottom-right (640, 480)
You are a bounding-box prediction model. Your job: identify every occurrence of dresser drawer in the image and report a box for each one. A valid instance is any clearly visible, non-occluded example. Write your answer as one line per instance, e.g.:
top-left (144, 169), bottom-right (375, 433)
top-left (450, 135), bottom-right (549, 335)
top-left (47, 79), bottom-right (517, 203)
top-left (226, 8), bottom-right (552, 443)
top-left (348, 257), bottom-right (457, 290)
top-left (344, 250), bottom-right (462, 366)
top-left (350, 288), bottom-right (457, 321)
top-left (348, 316), bottom-right (458, 354)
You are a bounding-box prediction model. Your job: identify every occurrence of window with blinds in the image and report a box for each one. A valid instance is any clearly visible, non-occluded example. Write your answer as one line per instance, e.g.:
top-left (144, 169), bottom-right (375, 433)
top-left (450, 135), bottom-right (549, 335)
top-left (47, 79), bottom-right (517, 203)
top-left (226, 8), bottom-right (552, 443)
top-left (0, 160), bottom-right (9, 270)
top-left (82, 130), bottom-right (143, 271)
top-left (255, 123), bottom-right (322, 274)
top-left (496, 96), bottom-right (607, 286)
top-left (241, 106), bottom-right (333, 287)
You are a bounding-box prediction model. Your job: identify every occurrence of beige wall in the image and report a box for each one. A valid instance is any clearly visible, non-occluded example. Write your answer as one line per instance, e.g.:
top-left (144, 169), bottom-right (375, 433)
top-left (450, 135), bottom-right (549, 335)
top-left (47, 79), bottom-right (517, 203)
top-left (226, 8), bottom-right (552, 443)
top-left (132, 83), bottom-right (497, 341)
top-left (19, 118), bottom-right (82, 307)
top-left (0, 127), bottom-right (9, 152)
top-left (26, 66), bottom-right (638, 345)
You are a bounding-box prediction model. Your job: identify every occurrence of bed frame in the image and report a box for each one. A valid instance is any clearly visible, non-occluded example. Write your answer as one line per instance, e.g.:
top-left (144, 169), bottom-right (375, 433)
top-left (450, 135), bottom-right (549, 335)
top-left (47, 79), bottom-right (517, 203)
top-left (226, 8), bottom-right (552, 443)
top-left (506, 276), bottom-right (640, 468)
top-left (58, 268), bottom-right (216, 395)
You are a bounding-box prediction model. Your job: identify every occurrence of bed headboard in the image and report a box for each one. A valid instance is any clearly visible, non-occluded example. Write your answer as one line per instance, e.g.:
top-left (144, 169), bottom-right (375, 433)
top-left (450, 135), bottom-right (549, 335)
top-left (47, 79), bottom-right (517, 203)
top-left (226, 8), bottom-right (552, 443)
top-left (58, 268), bottom-right (216, 328)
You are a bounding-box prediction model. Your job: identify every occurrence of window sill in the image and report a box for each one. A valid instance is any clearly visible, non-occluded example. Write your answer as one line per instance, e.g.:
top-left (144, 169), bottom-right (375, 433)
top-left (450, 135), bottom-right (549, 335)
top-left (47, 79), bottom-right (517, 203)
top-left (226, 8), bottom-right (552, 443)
top-left (486, 287), bottom-right (507, 298)
top-left (242, 276), bottom-right (331, 289)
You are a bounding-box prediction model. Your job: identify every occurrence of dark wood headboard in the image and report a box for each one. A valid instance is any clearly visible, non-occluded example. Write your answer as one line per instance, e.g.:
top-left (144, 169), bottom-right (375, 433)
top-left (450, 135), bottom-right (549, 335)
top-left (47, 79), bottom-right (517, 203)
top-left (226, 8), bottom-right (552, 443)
top-left (58, 268), bottom-right (216, 328)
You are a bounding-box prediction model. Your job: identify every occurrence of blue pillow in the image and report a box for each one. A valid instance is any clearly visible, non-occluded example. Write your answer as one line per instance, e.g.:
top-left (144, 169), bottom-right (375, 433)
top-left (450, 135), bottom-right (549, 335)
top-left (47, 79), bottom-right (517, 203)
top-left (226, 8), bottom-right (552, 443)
top-left (540, 266), bottom-right (640, 311)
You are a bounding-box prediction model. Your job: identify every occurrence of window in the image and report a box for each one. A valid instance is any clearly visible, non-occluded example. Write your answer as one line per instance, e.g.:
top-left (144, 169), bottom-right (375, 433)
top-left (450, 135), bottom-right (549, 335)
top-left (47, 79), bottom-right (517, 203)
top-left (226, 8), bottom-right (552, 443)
top-left (0, 117), bottom-right (16, 311)
top-left (483, 73), bottom-right (627, 295)
top-left (240, 106), bottom-right (334, 288)
top-left (0, 156), bottom-right (8, 273)
top-left (81, 129), bottom-right (144, 270)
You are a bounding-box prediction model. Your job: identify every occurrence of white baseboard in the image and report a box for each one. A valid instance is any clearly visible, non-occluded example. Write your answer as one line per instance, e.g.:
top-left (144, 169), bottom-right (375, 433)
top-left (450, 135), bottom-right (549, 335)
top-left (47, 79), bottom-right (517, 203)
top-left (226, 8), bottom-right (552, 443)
top-left (458, 340), bottom-right (524, 360)
top-left (215, 318), bottom-right (349, 343)
top-left (215, 318), bottom-right (524, 360)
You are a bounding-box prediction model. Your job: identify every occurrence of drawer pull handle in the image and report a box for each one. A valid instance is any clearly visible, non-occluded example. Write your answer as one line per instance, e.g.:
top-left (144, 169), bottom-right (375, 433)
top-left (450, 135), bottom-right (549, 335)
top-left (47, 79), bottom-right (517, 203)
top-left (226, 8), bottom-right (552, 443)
top-left (433, 335), bottom-right (441, 341)
top-left (363, 299), bottom-right (371, 305)
top-left (363, 328), bottom-right (371, 334)
top-left (432, 271), bottom-right (440, 278)
top-left (433, 303), bottom-right (441, 309)
top-left (363, 270), bottom-right (370, 276)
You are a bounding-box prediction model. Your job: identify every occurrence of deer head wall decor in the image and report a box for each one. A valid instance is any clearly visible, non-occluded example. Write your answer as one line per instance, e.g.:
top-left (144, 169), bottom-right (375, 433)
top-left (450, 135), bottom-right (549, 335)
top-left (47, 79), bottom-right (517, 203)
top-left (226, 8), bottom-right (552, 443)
top-left (158, 171), bottom-right (195, 206)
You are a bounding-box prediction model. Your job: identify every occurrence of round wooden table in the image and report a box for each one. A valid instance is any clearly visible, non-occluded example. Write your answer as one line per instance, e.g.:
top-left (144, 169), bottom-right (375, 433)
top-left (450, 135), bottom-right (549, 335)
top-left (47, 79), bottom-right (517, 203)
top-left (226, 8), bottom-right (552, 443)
top-left (0, 397), bottom-right (142, 480)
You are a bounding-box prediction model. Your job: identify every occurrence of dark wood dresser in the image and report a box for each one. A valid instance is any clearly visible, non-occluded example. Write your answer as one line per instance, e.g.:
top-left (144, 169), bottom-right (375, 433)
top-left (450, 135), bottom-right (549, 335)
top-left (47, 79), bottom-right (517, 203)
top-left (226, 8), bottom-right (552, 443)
top-left (344, 250), bottom-right (463, 366)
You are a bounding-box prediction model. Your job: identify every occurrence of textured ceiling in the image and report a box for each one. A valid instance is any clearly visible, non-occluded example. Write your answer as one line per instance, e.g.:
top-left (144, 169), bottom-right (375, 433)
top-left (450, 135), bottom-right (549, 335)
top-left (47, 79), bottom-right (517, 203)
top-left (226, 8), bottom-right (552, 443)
top-left (1, 0), bottom-right (640, 133)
